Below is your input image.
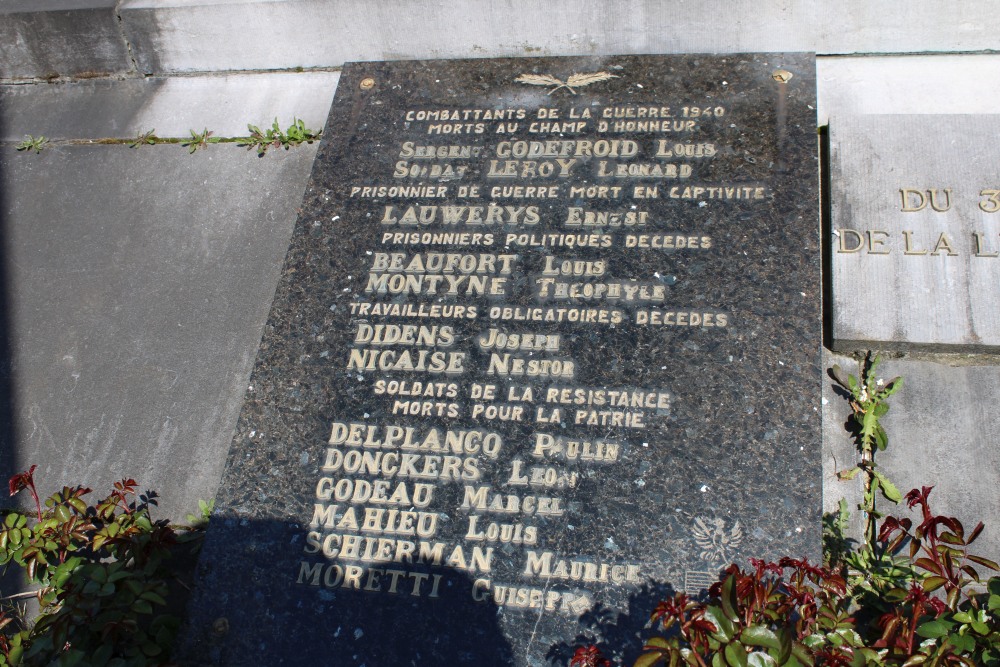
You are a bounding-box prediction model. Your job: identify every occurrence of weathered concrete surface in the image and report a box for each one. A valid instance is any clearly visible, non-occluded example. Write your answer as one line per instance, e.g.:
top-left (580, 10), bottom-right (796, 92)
top-left (0, 1), bottom-right (132, 80)
top-left (830, 115), bottom-right (1000, 352)
top-left (817, 55), bottom-right (1000, 125)
top-left (0, 145), bottom-right (314, 521)
top-left (5, 54), bottom-right (998, 133)
top-left (0, 75), bottom-right (337, 521)
top-left (4, 1), bottom-right (999, 81)
top-left (823, 351), bottom-right (1000, 561)
top-left (0, 71), bottom-right (340, 141)
top-left (117, 0), bottom-right (1000, 75)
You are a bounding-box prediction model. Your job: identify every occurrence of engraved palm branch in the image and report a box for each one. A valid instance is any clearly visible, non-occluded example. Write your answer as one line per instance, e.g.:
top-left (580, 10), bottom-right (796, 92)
top-left (514, 71), bottom-right (619, 95)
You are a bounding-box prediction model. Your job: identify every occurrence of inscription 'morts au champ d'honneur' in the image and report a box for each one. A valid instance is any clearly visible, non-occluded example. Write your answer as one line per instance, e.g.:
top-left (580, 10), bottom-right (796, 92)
top-left (181, 55), bottom-right (821, 666)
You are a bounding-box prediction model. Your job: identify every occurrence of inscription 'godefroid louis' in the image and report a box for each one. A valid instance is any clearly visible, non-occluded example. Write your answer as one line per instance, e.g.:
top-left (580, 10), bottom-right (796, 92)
top-left (182, 54), bottom-right (822, 666)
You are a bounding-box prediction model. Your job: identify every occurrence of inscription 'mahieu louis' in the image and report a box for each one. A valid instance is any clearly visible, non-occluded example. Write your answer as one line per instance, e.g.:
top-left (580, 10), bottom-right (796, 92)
top-left (182, 54), bottom-right (821, 666)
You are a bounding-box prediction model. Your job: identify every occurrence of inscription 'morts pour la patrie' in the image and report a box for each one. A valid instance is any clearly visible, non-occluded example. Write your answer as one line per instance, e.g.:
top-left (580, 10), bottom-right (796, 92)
top-left (180, 55), bottom-right (821, 666)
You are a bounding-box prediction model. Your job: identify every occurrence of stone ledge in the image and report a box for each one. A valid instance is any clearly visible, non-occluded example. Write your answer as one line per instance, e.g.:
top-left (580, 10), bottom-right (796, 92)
top-left (0, 1), bottom-right (133, 80)
top-left (4, 0), bottom-right (1000, 80)
top-left (0, 71), bottom-right (340, 141)
top-left (3, 55), bottom-right (996, 144)
top-left (117, 0), bottom-right (1000, 75)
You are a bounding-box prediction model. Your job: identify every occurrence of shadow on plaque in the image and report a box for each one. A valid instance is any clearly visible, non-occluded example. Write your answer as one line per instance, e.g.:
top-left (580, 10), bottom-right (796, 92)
top-left (178, 517), bottom-right (517, 666)
top-left (546, 580), bottom-right (678, 666)
top-left (179, 515), bottom-right (693, 667)
top-left (0, 104), bottom-right (28, 606)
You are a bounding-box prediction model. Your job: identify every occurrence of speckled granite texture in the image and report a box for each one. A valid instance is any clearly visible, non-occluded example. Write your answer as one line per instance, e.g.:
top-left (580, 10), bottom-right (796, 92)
top-left (179, 54), bottom-right (821, 666)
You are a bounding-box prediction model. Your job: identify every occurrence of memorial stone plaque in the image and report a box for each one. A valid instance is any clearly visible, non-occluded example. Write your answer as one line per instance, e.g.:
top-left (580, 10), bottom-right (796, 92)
top-left (181, 54), bottom-right (821, 666)
top-left (831, 115), bottom-right (1000, 351)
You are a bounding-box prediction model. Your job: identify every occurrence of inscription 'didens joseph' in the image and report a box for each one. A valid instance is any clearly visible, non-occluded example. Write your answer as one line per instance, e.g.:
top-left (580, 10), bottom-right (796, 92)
top-left (186, 55), bottom-right (821, 665)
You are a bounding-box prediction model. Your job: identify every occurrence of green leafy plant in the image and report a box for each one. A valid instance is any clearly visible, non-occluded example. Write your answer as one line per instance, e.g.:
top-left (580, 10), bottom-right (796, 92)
top-left (14, 136), bottom-right (47, 154)
top-left (871, 486), bottom-right (1000, 665)
top-left (0, 467), bottom-right (206, 666)
top-left (831, 353), bottom-right (903, 549)
top-left (129, 129), bottom-right (158, 148)
top-left (823, 498), bottom-right (855, 569)
top-left (632, 558), bottom-right (861, 667)
top-left (575, 488), bottom-right (999, 666)
top-left (12, 119), bottom-right (322, 155)
top-left (569, 359), bottom-right (999, 666)
top-left (243, 117), bottom-right (321, 156)
top-left (185, 499), bottom-right (214, 528)
top-left (182, 128), bottom-right (219, 154)
top-left (826, 354), bottom-right (917, 631)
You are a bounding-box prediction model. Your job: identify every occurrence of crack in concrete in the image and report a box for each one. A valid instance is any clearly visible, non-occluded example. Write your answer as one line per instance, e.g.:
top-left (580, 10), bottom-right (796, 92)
top-left (114, 0), bottom-right (141, 77)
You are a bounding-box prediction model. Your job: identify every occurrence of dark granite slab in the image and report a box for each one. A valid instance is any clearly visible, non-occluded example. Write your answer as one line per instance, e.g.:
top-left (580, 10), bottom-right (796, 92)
top-left (180, 54), bottom-right (821, 666)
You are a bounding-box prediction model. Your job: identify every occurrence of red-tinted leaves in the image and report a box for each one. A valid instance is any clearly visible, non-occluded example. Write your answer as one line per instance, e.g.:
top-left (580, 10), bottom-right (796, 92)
top-left (570, 645), bottom-right (611, 667)
top-left (967, 555), bottom-right (1000, 571)
top-left (0, 467), bottom-right (204, 665)
top-left (967, 521), bottom-right (985, 545)
top-left (7, 465), bottom-right (36, 497)
top-left (905, 486), bottom-right (933, 510)
top-left (8, 465), bottom-right (41, 520)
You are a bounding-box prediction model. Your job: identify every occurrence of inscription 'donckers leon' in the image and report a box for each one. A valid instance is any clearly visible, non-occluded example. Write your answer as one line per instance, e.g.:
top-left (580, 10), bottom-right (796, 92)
top-left (181, 55), bottom-right (822, 666)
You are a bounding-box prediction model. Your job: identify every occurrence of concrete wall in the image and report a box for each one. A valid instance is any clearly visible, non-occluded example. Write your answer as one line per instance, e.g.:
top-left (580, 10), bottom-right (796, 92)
top-left (0, 1), bottom-right (132, 80)
top-left (0, 73), bottom-right (337, 520)
top-left (2, 0), bottom-right (1000, 81)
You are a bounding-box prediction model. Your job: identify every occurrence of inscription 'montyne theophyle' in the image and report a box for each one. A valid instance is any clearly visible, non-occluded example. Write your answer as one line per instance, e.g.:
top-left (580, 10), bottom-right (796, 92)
top-left (182, 55), bottom-right (821, 666)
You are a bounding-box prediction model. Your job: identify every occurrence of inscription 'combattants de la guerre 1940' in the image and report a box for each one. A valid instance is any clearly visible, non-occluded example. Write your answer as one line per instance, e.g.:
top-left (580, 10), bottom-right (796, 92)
top-left (180, 54), bottom-right (822, 666)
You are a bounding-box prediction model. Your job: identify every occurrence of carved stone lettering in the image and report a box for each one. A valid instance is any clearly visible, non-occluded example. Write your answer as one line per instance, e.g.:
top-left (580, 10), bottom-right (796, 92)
top-left (832, 115), bottom-right (1000, 350)
top-left (181, 54), bottom-right (821, 665)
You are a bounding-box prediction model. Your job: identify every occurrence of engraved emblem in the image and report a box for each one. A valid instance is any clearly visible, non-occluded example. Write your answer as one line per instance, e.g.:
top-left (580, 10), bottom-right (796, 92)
top-left (514, 71), bottom-right (619, 95)
top-left (692, 517), bottom-right (743, 565)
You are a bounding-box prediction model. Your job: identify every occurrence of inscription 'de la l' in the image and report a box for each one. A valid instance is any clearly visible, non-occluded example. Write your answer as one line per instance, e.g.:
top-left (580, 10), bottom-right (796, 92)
top-left (182, 55), bottom-right (821, 665)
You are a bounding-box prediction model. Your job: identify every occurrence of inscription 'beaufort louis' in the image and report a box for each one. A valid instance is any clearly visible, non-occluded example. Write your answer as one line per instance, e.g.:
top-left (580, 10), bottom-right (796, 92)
top-left (365, 251), bottom-right (517, 296)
